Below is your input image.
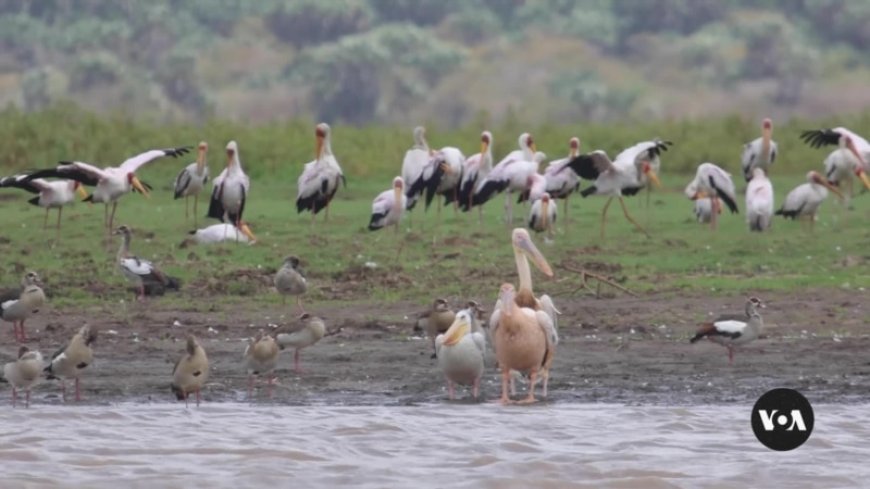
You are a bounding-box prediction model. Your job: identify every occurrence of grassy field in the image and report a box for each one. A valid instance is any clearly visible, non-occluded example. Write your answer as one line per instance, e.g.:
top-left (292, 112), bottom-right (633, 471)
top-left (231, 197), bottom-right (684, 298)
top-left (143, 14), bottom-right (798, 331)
top-left (0, 158), bottom-right (867, 313)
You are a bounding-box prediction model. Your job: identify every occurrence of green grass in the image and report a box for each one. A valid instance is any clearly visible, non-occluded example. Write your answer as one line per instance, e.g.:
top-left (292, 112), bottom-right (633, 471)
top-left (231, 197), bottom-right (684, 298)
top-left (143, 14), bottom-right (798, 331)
top-left (1, 162), bottom-right (868, 311)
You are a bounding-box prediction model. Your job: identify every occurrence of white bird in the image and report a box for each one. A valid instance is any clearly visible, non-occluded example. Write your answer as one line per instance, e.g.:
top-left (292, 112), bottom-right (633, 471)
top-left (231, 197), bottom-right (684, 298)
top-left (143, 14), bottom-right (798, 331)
top-left (692, 194), bottom-right (718, 224)
top-left (776, 171), bottom-right (843, 230)
top-left (801, 127), bottom-right (870, 201)
top-left (435, 308), bottom-right (486, 400)
top-left (402, 126), bottom-right (435, 211)
top-left (424, 146), bottom-right (464, 215)
top-left (369, 176), bottom-right (407, 233)
top-left (528, 193), bottom-right (557, 242)
top-left (685, 162), bottom-right (738, 230)
top-left (457, 131), bottom-right (493, 221)
top-left (517, 170), bottom-right (547, 205)
top-left (207, 140), bottom-right (250, 226)
top-left (173, 141), bottom-right (210, 226)
top-left (473, 133), bottom-right (539, 223)
top-left (745, 168), bottom-right (774, 232)
top-left (0, 174), bottom-right (88, 232)
top-left (3, 346), bottom-right (43, 408)
top-left (114, 225), bottom-right (180, 301)
top-left (186, 222), bottom-right (257, 245)
top-left (691, 297), bottom-right (765, 365)
top-left (741, 118), bottom-right (777, 182)
top-left (561, 139), bottom-right (670, 238)
top-left (544, 136), bottom-right (582, 218)
top-left (26, 146), bottom-right (191, 233)
top-left (296, 123), bottom-right (346, 224)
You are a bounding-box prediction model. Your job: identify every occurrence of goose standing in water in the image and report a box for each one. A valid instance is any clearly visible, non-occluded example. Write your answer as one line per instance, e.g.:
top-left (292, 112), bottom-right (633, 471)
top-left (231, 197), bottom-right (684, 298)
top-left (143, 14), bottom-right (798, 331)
top-left (173, 141), bottom-right (210, 227)
top-left (296, 123), bottom-right (346, 224)
top-left (3, 346), bottom-right (43, 408)
top-left (277, 313), bottom-right (325, 373)
top-left (274, 256), bottom-right (307, 312)
top-left (114, 225), bottom-right (180, 301)
top-left (690, 297), bottom-right (765, 365)
top-left (45, 324), bottom-right (97, 402)
top-left (244, 332), bottom-right (280, 398)
top-left (171, 334), bottom-right (209, 407)
top-left (435, 309), bottom-right (486, 400)
top-left (207, 140), bottom-right (250, 226)
top-left (1, 271), bottom-right (46, 343)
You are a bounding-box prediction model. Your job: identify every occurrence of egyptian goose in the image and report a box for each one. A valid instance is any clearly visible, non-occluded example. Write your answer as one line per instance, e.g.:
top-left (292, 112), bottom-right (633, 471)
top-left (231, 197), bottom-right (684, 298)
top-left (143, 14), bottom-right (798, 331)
top-left (114, 225), bottom-right (180, 300)
top-left (1, 271), bottom-right (46, 343)
top-left (423, 298), bottom-right (455, 359)
top-left (171, 334), bottom-right (209, 407)
top-left (274, 256), bottom-right (307, 312)
top-left (276, 313), bottom-right (325, 373)
top-left (45, 324), bottom-right (97, 402)
top-left (435, 308), bottom-right (486, 400)
top-left (3, 346), bottom-right (44, 407)
top-left (691, 297), bottom-right (765, 365)
top-left (243, 332), bottom-right (280, 398)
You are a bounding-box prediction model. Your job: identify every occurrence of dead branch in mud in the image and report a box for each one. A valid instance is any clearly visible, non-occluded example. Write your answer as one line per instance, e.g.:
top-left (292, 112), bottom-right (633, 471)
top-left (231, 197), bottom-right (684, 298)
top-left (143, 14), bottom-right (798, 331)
top-left (558, 263), bottom-right (638, 298)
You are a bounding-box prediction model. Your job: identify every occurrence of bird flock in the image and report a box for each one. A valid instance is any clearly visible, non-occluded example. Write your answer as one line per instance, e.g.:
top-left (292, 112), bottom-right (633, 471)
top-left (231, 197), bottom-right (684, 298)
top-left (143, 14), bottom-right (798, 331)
top-left (1, 119), bottom-right (869, 407)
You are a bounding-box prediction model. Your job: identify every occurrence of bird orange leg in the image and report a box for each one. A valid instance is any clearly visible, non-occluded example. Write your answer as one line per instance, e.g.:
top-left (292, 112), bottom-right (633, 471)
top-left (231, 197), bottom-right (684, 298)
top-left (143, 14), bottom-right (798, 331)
top-left (618, 196), bottom-right (651, 238)
top-left (447, 379), bottom-right (455, 400)
top-left (193, 195), bottom-right (199, 228)
top-left (19, 321), bottom-right (29, 342)
top-left (499, 368), bottom-right (513, 404)
top-left (74, 377), bottom-right (82, 402)
top-left (728, 346), bottom-right (734, 365)
top-left (43, 207), bottom-right (50, 229)
top-left (600, 197), bottom-right (613, 239)
top-left (25, 389), bottom-right (30, 408)
top-left (518, 368), bottom-right (539, 404)
top-left (472, 377), bottom-right (480, 400)
top-left (195, 388), bottom-right (202, 407)
top-left (294, 350), bottom-right (303, 374)
top-left (11, 387), bottom-right (17, 408)
top-left (247, 375), bottom-right (254, 399)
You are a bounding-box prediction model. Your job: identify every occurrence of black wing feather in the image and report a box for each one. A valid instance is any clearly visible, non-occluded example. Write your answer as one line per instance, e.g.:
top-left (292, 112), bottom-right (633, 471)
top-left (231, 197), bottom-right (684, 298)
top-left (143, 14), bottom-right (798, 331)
top-left (564, 154), bottom-right (601, 180)
top-left (0, 175), bottom-right (40, 194)
top-left (26, 165), bottom-right (101, 187)
top-left (800, 129), bottom-right (841, 149)
top-left (206, 183), bottom-right (226, 222)
top-left (708, 176), bottom-right (738, 213)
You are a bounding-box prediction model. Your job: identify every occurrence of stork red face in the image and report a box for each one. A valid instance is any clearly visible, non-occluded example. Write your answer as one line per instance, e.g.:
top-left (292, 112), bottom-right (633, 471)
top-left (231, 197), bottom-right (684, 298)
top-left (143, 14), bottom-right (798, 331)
top-left (762, 118), bottom-right (772, 131)
top-left (526, 135), bottom-right (536, 153)
top-left (642, 161), bottom-right (662, 188)
top-left (480, 132), bottom-right (491, 155)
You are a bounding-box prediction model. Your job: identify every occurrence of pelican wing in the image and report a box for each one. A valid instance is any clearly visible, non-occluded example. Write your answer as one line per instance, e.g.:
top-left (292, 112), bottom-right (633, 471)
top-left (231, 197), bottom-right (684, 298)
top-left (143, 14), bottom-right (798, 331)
top-left (470, 331), bottom-right (486, 354)
top-left (535, 309), bottom-right (558, 351)
top-left (119, 147), bottom-right (192, 173)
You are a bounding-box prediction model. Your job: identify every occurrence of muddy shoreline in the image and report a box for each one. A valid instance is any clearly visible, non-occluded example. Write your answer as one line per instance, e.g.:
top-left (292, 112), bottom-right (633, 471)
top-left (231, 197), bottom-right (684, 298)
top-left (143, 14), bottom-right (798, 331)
top-left (2, 289), bottom-right (868, 406)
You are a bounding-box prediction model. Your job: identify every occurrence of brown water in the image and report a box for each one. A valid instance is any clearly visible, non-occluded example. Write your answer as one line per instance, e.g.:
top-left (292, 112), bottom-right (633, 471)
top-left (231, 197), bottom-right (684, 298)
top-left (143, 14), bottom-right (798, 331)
top-left (1, 403), bottom-right (867, 488)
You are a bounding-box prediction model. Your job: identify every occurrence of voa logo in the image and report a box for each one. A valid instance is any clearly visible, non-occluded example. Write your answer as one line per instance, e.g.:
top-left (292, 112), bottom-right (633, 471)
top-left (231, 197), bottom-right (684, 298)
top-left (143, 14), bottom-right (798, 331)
top-left (751, 388), bottom-right (814, 451)
top-left (757, 409), bottom-right (808, 432)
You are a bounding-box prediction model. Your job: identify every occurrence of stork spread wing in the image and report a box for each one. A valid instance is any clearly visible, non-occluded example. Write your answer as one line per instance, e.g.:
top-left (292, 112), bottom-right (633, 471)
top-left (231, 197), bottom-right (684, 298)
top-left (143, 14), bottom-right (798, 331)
top-left (800, 129), bottom-right (842, 149)
top-left (0, 174), bottom-right (44, 194)
top-left (641, 139), bottom-right (673, 161)
top-left (25, 161), bottom-right (104, 187)
top-left (119, 146), bottom-right (192, 173)
top-left (563, 150), bottom-right (613, 180)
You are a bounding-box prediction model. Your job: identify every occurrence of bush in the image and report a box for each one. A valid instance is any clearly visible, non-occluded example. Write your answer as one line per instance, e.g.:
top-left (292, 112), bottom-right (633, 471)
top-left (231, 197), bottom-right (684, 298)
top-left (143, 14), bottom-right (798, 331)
top-left (265, 0), bottom-right (372, 46)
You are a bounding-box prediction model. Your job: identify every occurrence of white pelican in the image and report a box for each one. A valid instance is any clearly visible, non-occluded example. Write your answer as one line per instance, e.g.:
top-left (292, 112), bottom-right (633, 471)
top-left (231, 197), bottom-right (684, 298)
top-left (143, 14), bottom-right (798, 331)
top-left (171, 334), bottom-right (209, 407)
top-left (369, 176), bottom-right (407, 233)
top-left (685, 162), bottom-right (738, 230)
top-left (690, 297), bottom-right (764, 365)
top-left (26, 146), bottom-right (190, 232)
top-left (277, 313), bottom-right (326, 373)
top-left (275, 255), bottom-right (307, 312)
top-left (775, 171), bottom-right (843, 230)
top-left (3, 346), bottom-right (43, 408)
top-left (544, 137), bottom-right (581, 218)
top-left (114, 225), bottom-right (180, 300)
top-left (207, 140), bottom-right (250, 226)
top-left (457, 131), bottom-right (493, 220)
top-left (0, 174), bottom-right (88, 231)
top-left (473, 133), bottom-right (539, 223)
top-left (489, 228), bottom-right (556, 404)
top-left (745, 168), bottom-right (774, 232)
top-left (528, 192), bottom-right (556, 242)
top-left (435, 308), bottom-right (486, 400)
top-left (173, 141), bottom-right (210, 226)
top-left (560, 139), bottom-right (669, 238)
top-left (741, 118), bottom-right (777, 181)
top-left (801, 127), bottom-right (870, 200)
top-left (402, 126), bottom-right (434, 211)
top-left (244, 332), bottom-right (280, 398)
top-left (185, 222), bottom-right (257, 245)
top-left (45, 324), bottom-right (97, 402)
top-left (296, 123), bottom-right (346, 223)
top-left (1, 271), bottom-right (45, 343)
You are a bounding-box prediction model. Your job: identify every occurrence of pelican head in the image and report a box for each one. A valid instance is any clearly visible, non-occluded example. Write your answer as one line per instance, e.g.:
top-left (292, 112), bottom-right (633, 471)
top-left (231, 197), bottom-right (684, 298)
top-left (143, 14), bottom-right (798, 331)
top-left (641, 160), bottom-right (662, 188)
top-left (511, 228), bottom-right (553, 277)
top-left (127, 173), bottom-right (150, 197)
top-left (808, 171), bottom-right (844, 200)
top-left (226, 140), bottom-right (238, 166)
top-left (315, 122), bottom-right (330, 160)
top-left (480, 131), bottom-right (492, 155)
top-left (569, 137), bottom-right (580, 158)
top-left (441, 310), bottom-right (473, 346)
top-left (72, 180), bottom-right (88, 199)
top-left (238, 221), bottom-right (257, 243)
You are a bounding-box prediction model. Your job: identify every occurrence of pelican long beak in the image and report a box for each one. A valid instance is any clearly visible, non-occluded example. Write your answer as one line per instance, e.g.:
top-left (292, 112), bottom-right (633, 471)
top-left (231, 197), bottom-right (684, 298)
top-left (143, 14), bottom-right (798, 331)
top-left (240, 223), bottom-right (258, 243)
top-left (76, 185), bottom-right (89, 199)
top-left (131, 176), bottom-right (150, 198)
top-left (647, 170), bottom-right (662, 188)
top-left (316, 135), bottom-right (324, 160)
top-left (515, 233), bottom-right (553, 277)
top-left (442, 319), bottom-right (469, 346)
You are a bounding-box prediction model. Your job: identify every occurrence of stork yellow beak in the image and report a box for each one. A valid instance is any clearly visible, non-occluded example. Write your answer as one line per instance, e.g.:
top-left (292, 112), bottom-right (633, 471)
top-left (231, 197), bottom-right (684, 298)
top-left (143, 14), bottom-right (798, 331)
top-left (76, 185), bottom-right (89, 199)
top-left (480, 141), bottom-right (488, 156)
top-left (514, 231), bottom-right (553, 277)
top-left (439, 162), bottom-right (451, 174)
top-left (240, 223), bottom-right (258, 243)
top-left (859, 171), bottom-right (870, 191)
top-left (131, 176), bottom-right (150, 198)
top-left (819, 179), bottom-right (844, 201)
top-left (529, 142), bottom-right (537, 153)
top-left (442, 319), bottom-right (469, 346)
top-left (647, 170), bottom-right (661, 188)
top-left (315, 135), bottom-right (324, 160)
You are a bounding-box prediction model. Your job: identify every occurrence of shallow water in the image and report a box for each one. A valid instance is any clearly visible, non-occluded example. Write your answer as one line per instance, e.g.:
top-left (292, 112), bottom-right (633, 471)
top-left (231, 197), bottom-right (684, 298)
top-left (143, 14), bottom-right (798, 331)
top-left (1, 403), bottom-right (867, 488)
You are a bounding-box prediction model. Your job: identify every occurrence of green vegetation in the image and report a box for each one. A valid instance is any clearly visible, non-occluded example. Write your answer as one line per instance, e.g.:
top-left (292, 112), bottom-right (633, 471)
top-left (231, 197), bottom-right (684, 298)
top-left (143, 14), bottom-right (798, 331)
top-left (0, 108), bottom-right (867, 311)
top-left (0, 1), bottom-right (868, 124)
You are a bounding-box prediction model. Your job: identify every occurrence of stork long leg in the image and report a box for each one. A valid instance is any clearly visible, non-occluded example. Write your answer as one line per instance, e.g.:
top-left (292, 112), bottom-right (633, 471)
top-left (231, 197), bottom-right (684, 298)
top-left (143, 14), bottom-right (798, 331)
top-left (472, 377), bottom-right (480, 400)
top-left (193, 195), bottom-right (199, 228)
top-left (710, 198), bottom-right (719, 231)
top-left (446, 379), bottom-right (455, 400)
top-left (55, 207), bottom-right (62, 242)
top-left (104, 204), bottom-right (109, 227)
top-left (185, 196), bottom-right (189, 221)
top-left (43, 207), bottom-right (50, 229)
top-left (499, 367), bottom-right (512, 404)
top-left (618, 197), bottom-right (651, 238)
top-left (108, 201), bottom-right (118, 232)
top-left (600, 197), bottom-right (613, 239)
top-left (504, 194), bottom-right (513, 224)
top-left (325, 198), bottom-right (331, 223)
top-left (563, 196), bottom-right (569, 225)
